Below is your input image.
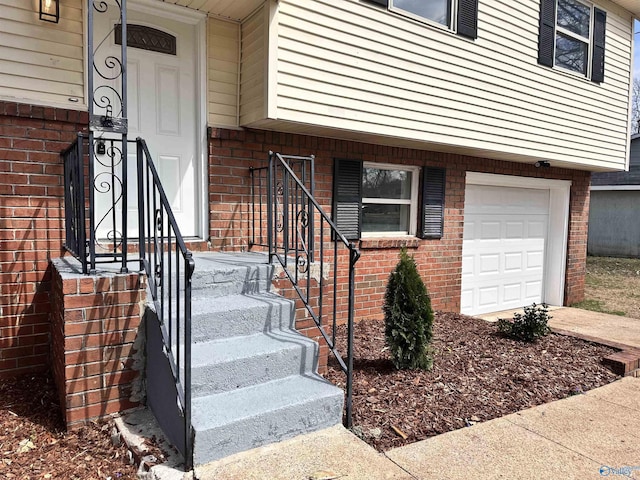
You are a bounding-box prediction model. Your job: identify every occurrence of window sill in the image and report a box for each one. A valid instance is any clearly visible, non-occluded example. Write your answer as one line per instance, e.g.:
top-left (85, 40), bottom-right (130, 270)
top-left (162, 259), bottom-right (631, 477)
top-left (359, 237), bottom-right (421, 250)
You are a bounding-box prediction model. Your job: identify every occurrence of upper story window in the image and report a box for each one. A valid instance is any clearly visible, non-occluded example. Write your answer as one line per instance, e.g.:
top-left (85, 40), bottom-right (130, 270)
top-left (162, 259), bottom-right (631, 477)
top-left (555, 0), bottom-right (591, 75)
top-left (366, 0), bottom-right (479, 40)
top-left (390, 0), bottom-right (453, 29)
top-left (537, 0), bottom-right (607, 83)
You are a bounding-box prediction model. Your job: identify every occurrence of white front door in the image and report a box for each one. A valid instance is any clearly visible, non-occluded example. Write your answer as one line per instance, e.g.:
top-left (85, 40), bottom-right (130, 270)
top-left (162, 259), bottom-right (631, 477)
top-left (93, 6), bottom-right (199, 239)
top-left (460, 185), bottom-right (550, 315)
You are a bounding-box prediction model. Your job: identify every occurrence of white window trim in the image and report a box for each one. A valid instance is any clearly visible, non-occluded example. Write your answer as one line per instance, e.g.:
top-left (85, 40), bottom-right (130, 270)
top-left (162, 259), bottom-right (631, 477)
top-left (362, 162), bottom-right (420, 238)
top-left (389, 0), bottom-right (457, 33)
top-left (554, 0), bottom-right (594, 78)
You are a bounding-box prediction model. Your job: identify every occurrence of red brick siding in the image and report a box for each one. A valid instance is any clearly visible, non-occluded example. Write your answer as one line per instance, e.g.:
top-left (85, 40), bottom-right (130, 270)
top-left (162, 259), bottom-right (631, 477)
top-left (50, 259), bottom-right (144, 427)
top-left (0, 101), bottom-right (88, 378)
top-left (209, 128), bottom-right (590, 320)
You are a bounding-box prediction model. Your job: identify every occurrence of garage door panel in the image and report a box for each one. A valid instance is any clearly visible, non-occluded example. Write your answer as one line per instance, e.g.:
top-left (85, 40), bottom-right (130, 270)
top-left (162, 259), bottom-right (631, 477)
top-left (527, 250), bottom-right (544, 269)
top-left (464, 185), bottom-right (549, 215)
top-left (460, 289), bottom-right (474, 311)
top-left (528, 221), bottom-right (546, 238)
top-left (506, 222), bottom-right (524, 239)
top-left (479, 254), bottom-right (500, 274)
top-left (503, 283), bottom-right (522, 302)
top-left (461, 185), bottom-right (549, 315)
top-left (461, 255), bottom-right (474, 276)
top-left (480, 222), bottom-right (501, 240)
top-left (478, 286), bottom-right (499, 308)
top-left (504, 252), bottom-right (523, 272)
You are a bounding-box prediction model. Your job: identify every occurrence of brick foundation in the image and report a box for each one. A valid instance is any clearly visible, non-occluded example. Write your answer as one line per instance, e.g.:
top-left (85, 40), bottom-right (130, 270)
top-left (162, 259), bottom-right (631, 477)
top-left (50, 258), bottom-right (145, 427)
top-left (209, 127), bottom-right (591, 320)
top-left (0, 101), bottom-right (88, 378)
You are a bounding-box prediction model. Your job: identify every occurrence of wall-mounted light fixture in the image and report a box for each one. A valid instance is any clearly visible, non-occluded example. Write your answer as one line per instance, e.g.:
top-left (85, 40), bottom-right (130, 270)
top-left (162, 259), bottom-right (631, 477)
top-left (39, 0), bottom-right (60, 23)
top-left (534, 161), bottom-right (550, 168)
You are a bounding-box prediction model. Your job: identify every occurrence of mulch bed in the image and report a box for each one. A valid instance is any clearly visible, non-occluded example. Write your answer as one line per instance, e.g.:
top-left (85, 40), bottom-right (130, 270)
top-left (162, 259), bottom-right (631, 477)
top-left (0, 372), bottom-right (140, 480)
top-left (326, 312), bottom-right (620, 451)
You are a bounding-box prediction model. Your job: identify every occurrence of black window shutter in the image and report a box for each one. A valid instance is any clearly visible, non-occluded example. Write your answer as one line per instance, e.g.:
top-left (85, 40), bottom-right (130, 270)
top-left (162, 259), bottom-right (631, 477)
top-left (457, 0), bottom-right (478, 39)
top-left (419, 167), bottom-right (446, 239)
top-left (537, 0), bottom-right (556, 67)
top-left (333, 159), bottom-right (363, 241)
top-left (591, 8), bottom-right (606, 83)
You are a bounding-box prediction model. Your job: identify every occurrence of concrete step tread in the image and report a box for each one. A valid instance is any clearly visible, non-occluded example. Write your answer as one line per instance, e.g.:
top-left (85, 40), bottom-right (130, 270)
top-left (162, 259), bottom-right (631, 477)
top-left (191, 330), bottom-right (317, 367)
top-left (191, 374), bottom-right (343, 430)
top-left (190, 292), bottom-right (291, 312)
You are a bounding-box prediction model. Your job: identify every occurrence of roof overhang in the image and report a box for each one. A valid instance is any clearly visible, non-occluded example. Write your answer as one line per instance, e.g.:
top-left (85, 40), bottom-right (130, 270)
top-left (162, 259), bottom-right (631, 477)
top-left (157, 0), bottom-right (265, 22)
top-left (611, 0), bottom-right (640, 18)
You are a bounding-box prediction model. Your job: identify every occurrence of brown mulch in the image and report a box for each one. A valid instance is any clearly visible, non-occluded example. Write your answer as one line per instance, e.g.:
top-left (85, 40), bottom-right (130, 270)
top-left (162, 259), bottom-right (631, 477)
top-left (326, 312), bottom-right (620, 451)
top-left (0, 372), bottom-right (140, 480)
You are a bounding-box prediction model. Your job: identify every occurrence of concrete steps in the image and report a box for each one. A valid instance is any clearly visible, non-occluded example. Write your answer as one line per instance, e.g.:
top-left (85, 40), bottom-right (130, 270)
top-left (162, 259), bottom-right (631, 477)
top-left (187, 253), bottom-right (343, 465)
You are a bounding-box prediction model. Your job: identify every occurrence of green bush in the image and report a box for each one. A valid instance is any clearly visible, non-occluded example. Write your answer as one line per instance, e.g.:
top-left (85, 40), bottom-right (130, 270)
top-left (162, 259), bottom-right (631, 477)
top-left (497, 303), bottom-right (551, 342)
top-left (383, 248), bottom-right (434, 370)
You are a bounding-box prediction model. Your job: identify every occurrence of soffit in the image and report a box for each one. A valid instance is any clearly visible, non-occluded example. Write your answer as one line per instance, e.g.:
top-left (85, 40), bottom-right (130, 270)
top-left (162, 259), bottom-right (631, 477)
top-left (158, 0), bottom-right (265, 22)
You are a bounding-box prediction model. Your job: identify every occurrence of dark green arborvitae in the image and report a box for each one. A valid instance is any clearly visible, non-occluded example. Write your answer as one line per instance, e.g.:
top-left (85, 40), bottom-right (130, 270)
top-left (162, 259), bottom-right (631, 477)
top-left (383, 248), bottom-right (434, 370)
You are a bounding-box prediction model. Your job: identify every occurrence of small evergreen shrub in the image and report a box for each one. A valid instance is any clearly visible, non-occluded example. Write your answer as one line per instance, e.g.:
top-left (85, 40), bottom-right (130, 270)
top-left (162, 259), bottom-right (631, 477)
top-left (383, 248), bottom-right (434, 370)
top-left (497, 303), bottom-right (552, 342)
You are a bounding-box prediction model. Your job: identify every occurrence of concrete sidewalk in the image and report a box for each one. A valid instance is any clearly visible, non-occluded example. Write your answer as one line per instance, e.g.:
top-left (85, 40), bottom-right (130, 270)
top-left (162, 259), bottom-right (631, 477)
top-left (477, 306), bottom-right (640, 350)
top-left (194, 377), bottom-right (640, 480)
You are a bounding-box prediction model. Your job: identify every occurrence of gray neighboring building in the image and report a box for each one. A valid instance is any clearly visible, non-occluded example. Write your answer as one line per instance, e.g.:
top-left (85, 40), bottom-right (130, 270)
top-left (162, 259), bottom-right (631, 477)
top-left (589, 134), bottom-right (640, 257)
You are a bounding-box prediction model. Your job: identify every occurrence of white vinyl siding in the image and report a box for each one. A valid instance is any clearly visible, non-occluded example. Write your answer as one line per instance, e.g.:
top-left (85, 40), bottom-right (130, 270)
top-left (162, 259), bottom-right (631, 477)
top-left (0, 0), bottom-right (85, 108)
top-left (253, 0), bottom-right (633, 171)
top-left (207, 17), bottom-right (239, 128)
top-left (239, 5), bottom-right (267, 126)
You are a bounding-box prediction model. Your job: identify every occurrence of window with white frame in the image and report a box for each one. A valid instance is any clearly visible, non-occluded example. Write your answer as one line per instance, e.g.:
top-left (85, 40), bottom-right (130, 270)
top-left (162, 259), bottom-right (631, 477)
top-left (367, 0), bottom-right (478, 40)
top-left (554, 0), bottom-right (592, 75)
top-left (361, 163), bottom-right (419, 236)
top-left (537, 0), bottom-right (607, 83)
top-left (390, 0), bottom-right (454, 29)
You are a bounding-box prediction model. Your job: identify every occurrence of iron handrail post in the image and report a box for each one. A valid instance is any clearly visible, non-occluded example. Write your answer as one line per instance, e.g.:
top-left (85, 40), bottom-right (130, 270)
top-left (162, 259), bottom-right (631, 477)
top-left (119, 2), bottom-right (128, 273)
top-left (267, 152), bottom-right (274, 262)
top-left (88, 131), bottom-right (96, 274)
top-left (308, 155), bottom-right (315, 263)
top-left (86, 0), bottom-right (96, 274)
top-left (249, 167), bottom-right (255, 248)
top-left (77, 134), bottom-right (87, 274)
top-left (136, 139), bottom-right (146, 272)
top-left (345, 244), bottom-right (359, 429)
top-left (120, 136), bottom-right (128, 273)
top-left (184, 253), bottom-right (195, 471)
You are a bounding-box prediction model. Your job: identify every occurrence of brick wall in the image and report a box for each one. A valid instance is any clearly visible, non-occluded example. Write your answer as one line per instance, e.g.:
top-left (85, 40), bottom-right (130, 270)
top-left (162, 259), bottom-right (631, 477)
top-left (209, 128), bottom-right (591, 320)
top-left (50, 258), bottom-right (144, 427)
top-left (0, 101), bottom-right (88, 378)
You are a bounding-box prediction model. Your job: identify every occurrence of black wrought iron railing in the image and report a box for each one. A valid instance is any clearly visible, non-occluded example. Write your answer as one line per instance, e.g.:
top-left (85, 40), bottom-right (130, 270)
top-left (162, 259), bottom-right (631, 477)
top-left (62, 136), bottom-right (195, 469)
top-left (249, 166), bottom-right (269, 248)
top-left (266, 151), bottom-right (360, 427)
top-left (137, 138), bottom-right (195, 469)
top-left (62, 134), bottom-right (88, 273)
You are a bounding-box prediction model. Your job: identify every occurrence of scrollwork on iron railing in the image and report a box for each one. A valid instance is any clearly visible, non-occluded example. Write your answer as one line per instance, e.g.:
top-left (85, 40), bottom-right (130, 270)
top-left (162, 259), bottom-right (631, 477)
top-left (274, 180), bottom-right (285, 233)
top-left (89, 0), bottom-right (127, 133)
top-left (92, 139), bottom-right (124, 255)
top-left (295, 209), bottom-right (310, 274)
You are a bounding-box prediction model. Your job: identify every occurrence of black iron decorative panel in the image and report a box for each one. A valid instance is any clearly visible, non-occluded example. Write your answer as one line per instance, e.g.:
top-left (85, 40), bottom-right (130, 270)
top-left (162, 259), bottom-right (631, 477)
top-left (115, 24), bottom-right (177, 55)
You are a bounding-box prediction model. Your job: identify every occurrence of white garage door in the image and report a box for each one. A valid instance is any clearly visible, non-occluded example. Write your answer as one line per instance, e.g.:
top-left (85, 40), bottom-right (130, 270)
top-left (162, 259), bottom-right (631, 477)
top-left (461, 185), bottom-right (550, 315)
